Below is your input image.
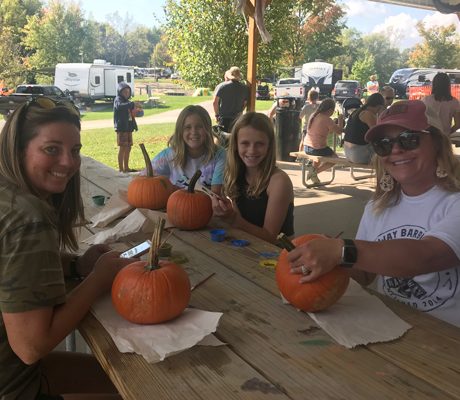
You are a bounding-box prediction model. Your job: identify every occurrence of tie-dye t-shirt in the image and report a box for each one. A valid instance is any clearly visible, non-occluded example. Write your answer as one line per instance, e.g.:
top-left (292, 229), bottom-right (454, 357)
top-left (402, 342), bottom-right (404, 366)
top-left (149, 147), bottom-right (226, 188)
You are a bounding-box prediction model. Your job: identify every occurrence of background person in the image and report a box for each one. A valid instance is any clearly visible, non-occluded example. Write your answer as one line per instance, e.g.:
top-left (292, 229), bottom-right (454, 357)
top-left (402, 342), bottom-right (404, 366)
top-left (343, 93), bottom-right (385, 164)
top-left (380, 85), bottom-right (395, 108)
top-left (113, 82), bottom-right (138, 174)
top-left (143, 105), bottom-right (225, 195)
top-left (303, 98), bottom-right (343, 183)
top-left (211, 112), bottom-right (294, 244)
top-left (0, 98), bottom-right (132, 399)
top-left (287, 100), bottom-right (460, 328)
top-left (366, 74), bottom-right (379, 95)
top-left (213, 66), bottom-right (249, 132)
top-left (422, 72), bottom-right (460, 136)
top-left (298, 89), bottom-right (320, 151)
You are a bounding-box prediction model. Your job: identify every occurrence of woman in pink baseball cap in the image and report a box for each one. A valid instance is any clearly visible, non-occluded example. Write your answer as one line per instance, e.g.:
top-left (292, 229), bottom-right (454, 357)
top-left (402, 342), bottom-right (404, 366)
top-left (286, 100), bottom-right (460, 327)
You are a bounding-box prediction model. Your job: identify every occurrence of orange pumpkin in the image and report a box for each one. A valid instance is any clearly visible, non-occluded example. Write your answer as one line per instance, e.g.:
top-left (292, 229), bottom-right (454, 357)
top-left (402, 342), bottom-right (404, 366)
top-left (112, 218), bottom-right (191, 324)
top-left (127, 143), bottom-right (173, 209)
top-left (276, 234), bottom-right (349, 312)
top-left (166, 170), bottom-right (212, 230)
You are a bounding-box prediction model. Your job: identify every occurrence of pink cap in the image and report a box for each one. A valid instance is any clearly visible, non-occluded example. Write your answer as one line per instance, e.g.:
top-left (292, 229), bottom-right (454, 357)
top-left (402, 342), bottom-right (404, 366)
top-left (365, 100), bottom-right (443, 142)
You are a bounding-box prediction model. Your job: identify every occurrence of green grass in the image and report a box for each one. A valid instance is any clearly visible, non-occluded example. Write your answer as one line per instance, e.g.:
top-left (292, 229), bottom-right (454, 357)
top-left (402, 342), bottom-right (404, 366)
top-left (80, 98), bottom-right (274, 170)
top-left (81, 123), bottom-right (175, 171)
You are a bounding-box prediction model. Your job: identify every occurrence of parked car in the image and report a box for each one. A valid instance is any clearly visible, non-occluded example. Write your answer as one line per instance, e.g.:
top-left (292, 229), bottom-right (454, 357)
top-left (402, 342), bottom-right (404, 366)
top-left (332, 80), bottom-right (361, 102)
top-left (276, 78), bottom-right (301, 86)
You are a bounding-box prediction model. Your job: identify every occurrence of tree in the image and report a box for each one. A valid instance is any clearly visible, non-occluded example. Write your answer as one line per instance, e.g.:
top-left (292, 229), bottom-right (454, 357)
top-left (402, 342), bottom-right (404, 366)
top-left (330, 28), bottom-right (363, 78)
top-left (151, 35), bottom-right (173, 68)
top-left (349, 51), bottom-right (376, 86)
top-left (0, 27), bottom-right (29, 86)
top-left (22, 1), bottom-right (94, 69)
top-left (408, 23), bottom-right (460, 68)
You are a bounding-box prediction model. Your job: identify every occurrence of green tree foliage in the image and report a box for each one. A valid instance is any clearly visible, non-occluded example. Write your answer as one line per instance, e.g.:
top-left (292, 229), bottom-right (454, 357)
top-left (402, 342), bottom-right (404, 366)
top-left (349, 51), bottom-right (375, 86)
top-left (22, 1), bottom-right (94, 69)
top-left (0, 0), bottom-right (42, 41)
top-left (151, 35), bottom-right (174, 68)
top-left (330, 28), bottom-right (363, 77)
top-left (0, 27), bottom-right (28, 86)
top-left (408, 23), bottom-right (460, 68)
top-left (165, 0), bottom-right (248, 88)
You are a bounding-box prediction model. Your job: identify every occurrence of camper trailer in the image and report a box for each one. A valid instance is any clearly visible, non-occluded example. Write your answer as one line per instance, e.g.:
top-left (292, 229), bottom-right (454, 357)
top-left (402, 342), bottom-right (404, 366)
top-left (295, 61), bottom-right (342, 97)
top-left (54, 60), bottom-right (134, 104)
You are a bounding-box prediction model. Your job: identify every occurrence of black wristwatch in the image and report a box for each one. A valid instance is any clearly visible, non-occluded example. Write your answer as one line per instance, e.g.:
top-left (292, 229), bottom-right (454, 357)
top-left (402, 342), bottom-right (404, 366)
top-left (340, 239), bottom-right (357, 268)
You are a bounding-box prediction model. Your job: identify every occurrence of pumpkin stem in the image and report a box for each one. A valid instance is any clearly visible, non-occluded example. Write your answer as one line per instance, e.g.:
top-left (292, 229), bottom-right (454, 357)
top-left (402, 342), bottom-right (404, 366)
top-left (188, 170), bottom-right (202, 193)
top-left (147, 217), bottom-right (166, 269)
top-left (139, 143), bottom-right (154, 177)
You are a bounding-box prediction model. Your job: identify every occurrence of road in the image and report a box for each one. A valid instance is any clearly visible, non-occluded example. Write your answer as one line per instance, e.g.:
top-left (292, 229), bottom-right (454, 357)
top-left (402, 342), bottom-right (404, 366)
top-left (0, 100), bottom-right (215, 131)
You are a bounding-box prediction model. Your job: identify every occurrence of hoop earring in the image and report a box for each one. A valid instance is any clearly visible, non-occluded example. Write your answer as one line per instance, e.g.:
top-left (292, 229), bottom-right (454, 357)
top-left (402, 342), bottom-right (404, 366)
top-left (379, 171), bottom-right (394, 192)
top-left (436, 165), bottom-right (448, 178)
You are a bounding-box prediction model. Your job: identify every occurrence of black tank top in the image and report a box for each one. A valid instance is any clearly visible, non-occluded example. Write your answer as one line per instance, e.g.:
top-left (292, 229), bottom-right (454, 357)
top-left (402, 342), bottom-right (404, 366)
top-left (235, 177), bottom-right (294, 236)
top-left (344, 109), bottom-right (370, 145)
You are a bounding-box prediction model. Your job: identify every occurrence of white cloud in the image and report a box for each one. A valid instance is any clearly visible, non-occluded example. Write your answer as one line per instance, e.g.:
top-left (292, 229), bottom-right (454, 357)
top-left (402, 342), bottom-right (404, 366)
top-left (341, 0), bottom-right (387, 18)
top-left (422, 12), bottom-right (460, 33)
top-left (372, 13), bottom-right (420, 48)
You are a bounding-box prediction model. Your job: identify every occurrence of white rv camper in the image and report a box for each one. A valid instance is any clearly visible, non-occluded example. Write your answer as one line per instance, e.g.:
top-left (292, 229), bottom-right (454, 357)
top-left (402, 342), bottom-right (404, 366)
top-left (54, 60), bottom-right (134, 104)
top-left (294, 61), bottom-right (342, 97)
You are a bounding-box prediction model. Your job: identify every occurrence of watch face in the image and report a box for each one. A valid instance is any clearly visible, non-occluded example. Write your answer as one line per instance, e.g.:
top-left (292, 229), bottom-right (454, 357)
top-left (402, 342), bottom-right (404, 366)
top-left (342, 239), bottom-right (357, 267)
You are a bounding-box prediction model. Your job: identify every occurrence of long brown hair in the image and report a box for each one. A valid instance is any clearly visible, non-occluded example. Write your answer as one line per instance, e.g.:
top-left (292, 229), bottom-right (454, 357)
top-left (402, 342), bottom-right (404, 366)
top-left (372, 126), bottom-right (460, 213)
top-left (307, 97), bottom-right (336, 130)
top-left (0, 101), bottom-right (83, 250)
top-left (167, 105), bottom-right (217, 168)
top-left (224, 112), bottom-right (276, 199)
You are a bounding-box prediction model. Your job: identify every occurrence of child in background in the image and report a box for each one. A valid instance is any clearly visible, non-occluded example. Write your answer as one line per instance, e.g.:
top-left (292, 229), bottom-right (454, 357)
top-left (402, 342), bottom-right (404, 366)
top-left (212, 112), bottom-right (294, 244)
top-left (113, 82), bottom-right (138, 173)
top-left (143, 105), bottom-right (226, 195)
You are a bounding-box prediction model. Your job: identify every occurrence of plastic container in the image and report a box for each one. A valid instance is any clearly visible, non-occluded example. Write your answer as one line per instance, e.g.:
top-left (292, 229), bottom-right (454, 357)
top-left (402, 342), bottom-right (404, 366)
top-left (231, 239), bottom-right (250, 247)
top-left (210, 229), bottom-right (226, 242)
top-left (92, 195), bottom-right (106, 206)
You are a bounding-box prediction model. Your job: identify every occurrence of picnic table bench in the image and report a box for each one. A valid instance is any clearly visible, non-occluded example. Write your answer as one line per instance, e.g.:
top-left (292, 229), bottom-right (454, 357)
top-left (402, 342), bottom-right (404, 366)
top-left (290, 151), bottom-right (374, 188)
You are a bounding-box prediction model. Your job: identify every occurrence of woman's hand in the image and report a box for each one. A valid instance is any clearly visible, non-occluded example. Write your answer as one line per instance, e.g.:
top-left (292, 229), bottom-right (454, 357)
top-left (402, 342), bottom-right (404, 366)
top-left (77, 244), bottom-right (111, 277)
top-left (287, 238), bottom-right (343, 283)
top-left (90, 251), bottom-right (134, 292)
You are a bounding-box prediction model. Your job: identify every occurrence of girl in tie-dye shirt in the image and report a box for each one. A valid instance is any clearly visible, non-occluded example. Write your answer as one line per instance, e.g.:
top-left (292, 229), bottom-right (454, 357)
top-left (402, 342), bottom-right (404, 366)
top-left (143, 105), bottom-right (226, 195)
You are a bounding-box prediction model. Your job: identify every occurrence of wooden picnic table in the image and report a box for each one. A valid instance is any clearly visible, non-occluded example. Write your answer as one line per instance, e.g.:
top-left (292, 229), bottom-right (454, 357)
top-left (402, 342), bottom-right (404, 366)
top-left (77, 155), bottom-right (460, 400)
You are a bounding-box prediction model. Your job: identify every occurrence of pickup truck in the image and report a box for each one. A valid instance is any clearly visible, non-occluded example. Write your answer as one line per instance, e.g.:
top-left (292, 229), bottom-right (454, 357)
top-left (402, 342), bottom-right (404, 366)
top-left (274, 78), bottom-right (306, 100)
top-left (0, 84), bottom-right (75, 119)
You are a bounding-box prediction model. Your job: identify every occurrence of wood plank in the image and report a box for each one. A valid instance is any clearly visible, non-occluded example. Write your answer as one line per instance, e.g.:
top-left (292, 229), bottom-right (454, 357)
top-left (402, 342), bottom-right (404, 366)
top-left (173, 229), bottom-right (460, 398)
top-left (79, 313), bottom-right (287, 400)
top-left (159, 236), bottom-right (455, 399)
top-left (289, 151), bottom-right (372, 169)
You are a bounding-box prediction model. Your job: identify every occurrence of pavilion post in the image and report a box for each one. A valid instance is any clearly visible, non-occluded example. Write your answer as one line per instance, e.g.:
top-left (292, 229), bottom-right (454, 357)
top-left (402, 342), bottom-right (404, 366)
top-left (246, 0), bottom-right (258, 112)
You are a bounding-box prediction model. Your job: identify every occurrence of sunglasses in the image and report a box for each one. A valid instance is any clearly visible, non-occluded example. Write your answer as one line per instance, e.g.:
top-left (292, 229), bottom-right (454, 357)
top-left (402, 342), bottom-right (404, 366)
top-left (371, 130), bottom-right (429, 157)
top-left (22, 96), bottom-right (80, 116)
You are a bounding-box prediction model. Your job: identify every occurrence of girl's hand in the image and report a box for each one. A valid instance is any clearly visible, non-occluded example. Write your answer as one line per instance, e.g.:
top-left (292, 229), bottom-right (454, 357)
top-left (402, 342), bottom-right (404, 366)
top-left (211, 195), bottom-right (237, 222)
top-left (77, 244), bottom-right (111, 276)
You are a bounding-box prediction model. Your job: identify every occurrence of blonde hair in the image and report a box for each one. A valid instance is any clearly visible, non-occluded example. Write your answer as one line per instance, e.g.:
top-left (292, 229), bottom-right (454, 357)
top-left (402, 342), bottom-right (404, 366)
top-left (0, 101), bottom-right (83, 250)
top-left (372, 127), bottom-right (460, 213)
top-left (224, 112), bottom-right (276, 199)
top-left (168, 105), bottom-right (217, 168)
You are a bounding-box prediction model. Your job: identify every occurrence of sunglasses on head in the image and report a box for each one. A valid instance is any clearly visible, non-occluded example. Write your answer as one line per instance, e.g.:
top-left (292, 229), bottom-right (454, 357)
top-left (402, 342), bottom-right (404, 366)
top-left (22, 96), bottom-right (80, 115)
top-left (371, 130), bottom-right (430, 157)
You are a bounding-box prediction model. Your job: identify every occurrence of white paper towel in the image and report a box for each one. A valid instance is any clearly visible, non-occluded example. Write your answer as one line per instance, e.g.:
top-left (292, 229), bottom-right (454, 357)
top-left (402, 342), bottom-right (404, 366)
top-left (91, 296), bottom-right (224, 363)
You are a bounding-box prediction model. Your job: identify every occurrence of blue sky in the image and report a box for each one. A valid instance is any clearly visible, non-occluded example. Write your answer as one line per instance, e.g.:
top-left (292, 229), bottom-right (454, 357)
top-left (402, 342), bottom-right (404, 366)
top-left (77, 0), bottom-right (460, 49)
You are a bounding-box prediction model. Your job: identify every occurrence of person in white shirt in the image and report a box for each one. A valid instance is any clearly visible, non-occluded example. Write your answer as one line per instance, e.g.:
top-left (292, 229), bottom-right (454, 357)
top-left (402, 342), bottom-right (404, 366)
top-left (286, 100), bottom-right (460, 327)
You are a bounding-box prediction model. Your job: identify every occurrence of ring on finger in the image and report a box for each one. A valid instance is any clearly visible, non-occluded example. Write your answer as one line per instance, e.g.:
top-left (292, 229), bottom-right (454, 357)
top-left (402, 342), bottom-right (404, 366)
top-left (301, 265), bottom-right (311, 275)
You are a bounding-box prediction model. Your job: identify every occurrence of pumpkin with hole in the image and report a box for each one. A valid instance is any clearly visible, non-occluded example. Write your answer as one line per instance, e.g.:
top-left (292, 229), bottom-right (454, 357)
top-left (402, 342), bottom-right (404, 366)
top-left (127, 143), bottom-right (173, 210)
top-left (276, 234), bottom-right (349, 312)
top-left (166, 169), bottom-right (212, 230)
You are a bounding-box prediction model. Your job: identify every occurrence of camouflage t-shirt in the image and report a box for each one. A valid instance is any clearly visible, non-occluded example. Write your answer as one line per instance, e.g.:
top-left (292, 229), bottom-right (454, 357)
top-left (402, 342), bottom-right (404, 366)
top-left (0, 180), bottom-right (66, 399)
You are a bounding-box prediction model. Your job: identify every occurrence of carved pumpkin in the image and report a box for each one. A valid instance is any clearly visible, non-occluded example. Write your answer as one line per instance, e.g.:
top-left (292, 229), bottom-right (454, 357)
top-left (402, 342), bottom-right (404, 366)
top-left (112, 218), bottom-right (191, 324)
top-left (127, 143), bottom-right (173, 209)
top-left (276, 234), bottom-right (349, 312)
top-left (166, 170), bottom-right (212, 230)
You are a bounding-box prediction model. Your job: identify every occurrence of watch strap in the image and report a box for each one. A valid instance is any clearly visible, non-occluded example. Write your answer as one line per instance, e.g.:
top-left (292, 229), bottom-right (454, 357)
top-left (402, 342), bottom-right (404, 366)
top-left (341, 239), bottom-right (357, 268)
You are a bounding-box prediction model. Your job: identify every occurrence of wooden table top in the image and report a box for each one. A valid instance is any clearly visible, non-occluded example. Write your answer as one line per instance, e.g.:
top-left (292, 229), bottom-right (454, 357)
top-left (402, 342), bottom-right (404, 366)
top-left (77, 156), bottom-right (460, 400)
